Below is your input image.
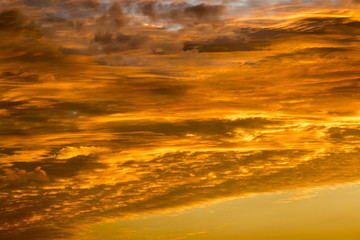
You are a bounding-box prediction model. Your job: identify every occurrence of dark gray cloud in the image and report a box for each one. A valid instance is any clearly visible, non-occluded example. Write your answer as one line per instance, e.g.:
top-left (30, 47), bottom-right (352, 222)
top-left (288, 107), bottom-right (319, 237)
top-left (96, 3), bottom-right (128, 28)
top-left (184, 4), bottom-right (226, 20)
top-left (93, 32), bottom-right (148, 53)
top-left (138, 1), bottom-right (158, 21)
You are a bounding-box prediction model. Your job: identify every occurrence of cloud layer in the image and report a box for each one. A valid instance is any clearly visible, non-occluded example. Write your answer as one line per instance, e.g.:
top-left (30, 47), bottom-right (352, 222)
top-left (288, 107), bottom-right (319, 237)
top-left (1, 0), bottom-right (360, 239)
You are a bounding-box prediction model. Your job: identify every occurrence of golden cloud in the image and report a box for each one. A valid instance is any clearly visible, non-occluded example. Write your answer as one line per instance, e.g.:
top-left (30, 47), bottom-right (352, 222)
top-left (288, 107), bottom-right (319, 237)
top-left (1, 1), bottom-right (360, 239)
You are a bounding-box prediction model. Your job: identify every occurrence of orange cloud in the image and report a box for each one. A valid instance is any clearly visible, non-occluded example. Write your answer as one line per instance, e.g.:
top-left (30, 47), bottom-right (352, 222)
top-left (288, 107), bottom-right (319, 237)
top-left (1, 1), bottom-right (360, 240)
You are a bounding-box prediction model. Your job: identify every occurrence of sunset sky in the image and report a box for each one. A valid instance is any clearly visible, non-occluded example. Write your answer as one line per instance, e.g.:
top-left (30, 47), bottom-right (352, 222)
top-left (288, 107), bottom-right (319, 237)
top-left (0, 0), bottom-right (360, 239)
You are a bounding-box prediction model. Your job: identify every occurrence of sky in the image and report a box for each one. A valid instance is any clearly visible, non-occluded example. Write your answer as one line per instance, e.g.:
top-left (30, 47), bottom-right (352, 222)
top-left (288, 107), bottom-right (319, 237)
top-left (0, 0), bottom-right (360, 239)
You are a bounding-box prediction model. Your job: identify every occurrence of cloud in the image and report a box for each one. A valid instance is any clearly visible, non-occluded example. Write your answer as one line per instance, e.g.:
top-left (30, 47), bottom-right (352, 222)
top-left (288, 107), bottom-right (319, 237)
top-left (0, 9), bottom-right (89, 74)
top-left (56, 146), bottom-right (109, 159)
top-left (184, 15), bottom-right (360, 53)
top-left (96, 3), bottom-right (129, 28)
top-left (6, 155), bottom-right (108, 181)
top-left (138, 1), bottom-right (158, 21)
top-left (327, 127), bottom-right (360, 141)
top-left (92, 32), bottom-right (148, 53)
top-left (3, 167), bottom-right (49, 182)
top-left (184, 36), bottom-right (255, 52)
top-left (3, 148), bottom-right (360, 239)
top-left (184, 4), bottom-right (226, 20)
top-left (0, 8), bottom-right (27, 31)
top-left (100, 118), bottom-right (283, 138)
top-left (0, 224), bottom-right (74, 240)
top-left (1, 1), bottom-right (360, 240)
